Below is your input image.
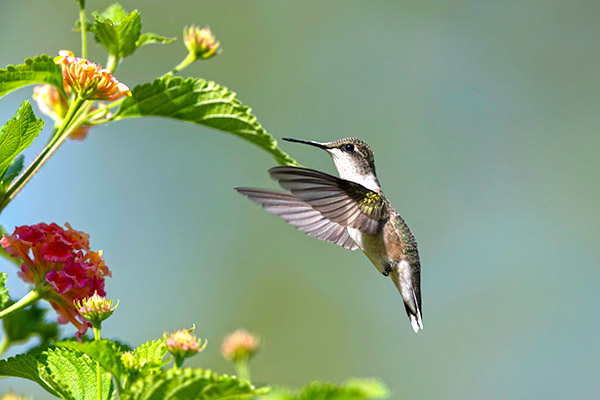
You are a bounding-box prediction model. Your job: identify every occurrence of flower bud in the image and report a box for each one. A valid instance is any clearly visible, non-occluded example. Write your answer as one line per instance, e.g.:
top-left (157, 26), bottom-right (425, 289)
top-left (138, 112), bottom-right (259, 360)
top-left (121, 351), bottom-right (137, 370)
top-left (164, 326), bottom-right (206, 367)
top-left (74, 291), bottom-right (118, 326)
top-left (221, 329), bottom-right (259, 362)
top-left (183, 25), bottom-right (221, 60)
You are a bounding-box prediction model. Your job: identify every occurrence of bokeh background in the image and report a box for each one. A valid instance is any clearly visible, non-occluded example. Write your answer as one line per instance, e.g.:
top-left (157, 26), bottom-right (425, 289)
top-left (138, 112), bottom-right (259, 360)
top-left (1, 0), bottom-right (599, 398)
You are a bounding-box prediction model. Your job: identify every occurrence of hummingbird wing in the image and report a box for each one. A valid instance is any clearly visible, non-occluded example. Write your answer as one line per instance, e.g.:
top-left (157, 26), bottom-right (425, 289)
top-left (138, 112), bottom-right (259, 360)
top-left (235, 188), bottom-right (358, 250)
top-left (268, 166), bottom-right (389, 236)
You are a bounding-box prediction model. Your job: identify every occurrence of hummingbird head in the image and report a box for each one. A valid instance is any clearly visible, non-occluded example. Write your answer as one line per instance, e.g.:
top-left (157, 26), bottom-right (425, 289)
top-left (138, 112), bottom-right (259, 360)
top-left (283, 137), bottom-right (381, 191)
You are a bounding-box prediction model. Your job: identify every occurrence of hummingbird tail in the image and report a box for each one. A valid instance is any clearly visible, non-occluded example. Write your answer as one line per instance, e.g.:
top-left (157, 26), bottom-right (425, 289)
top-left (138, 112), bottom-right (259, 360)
top-left (404, 290), bottom-right (423, 333)
top-left (392, 259), bottom-right (423, 333)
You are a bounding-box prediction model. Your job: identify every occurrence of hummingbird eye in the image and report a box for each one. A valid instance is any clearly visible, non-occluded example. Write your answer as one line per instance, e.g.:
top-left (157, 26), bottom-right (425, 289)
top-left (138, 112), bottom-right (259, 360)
top-left (342, 143), bottom-right (355, 152)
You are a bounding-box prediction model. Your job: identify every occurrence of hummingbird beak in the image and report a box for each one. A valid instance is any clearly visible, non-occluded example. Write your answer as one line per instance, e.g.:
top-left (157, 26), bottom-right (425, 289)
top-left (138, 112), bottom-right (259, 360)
top-left (282, 138), bottom-right (331, 150)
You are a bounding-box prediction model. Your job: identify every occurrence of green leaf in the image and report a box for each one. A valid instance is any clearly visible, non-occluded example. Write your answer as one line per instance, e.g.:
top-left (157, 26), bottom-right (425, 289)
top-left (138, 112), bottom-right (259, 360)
top-left (2, 300), bottom-right (59, 345)
top-left (122, 368), bottom-right (267, 400)
top-left (55, 339), bottom-right (126, 381)
top-left (0, 272), bottom-right (9, 310)
top-left (132, 338), bottom-right (168, 369)
top-left (136, 33), bottom-right (176, 48)
top-left (0, 353), bottom-right (62, 398)
top-left (1, 155), bottom-right (24, 188)
top-left (41, 347), bottom-right (114, 400)
top-left (262, 380), bottom-right (389, 400)
top-left (342, 379), bottom-right (389, 399)
top-left (97, 3), bottom-right (127, 21)
top-left (0, 55), bottom-right (64, 98)
top-left (115, 76), bottom-right (299, 166)
top-left (0, 101), bottom-right (44, 179)
top-left (92, 8), bottom-right (142, 58)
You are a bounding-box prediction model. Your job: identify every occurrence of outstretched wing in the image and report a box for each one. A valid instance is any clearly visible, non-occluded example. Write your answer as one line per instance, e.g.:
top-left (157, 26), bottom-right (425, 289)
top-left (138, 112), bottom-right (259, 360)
top-left (268, 166), bottom-right (389, 236)
top-left (235, 188), bottom-right (358, 250)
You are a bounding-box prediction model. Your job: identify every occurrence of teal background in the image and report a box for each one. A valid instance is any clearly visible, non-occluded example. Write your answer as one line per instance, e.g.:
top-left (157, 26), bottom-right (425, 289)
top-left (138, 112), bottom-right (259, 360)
top-left (1, 0), bottom-right (599, 398)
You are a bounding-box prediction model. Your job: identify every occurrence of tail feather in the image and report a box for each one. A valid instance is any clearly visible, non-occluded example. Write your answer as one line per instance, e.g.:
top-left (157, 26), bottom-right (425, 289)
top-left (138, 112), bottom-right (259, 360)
top-left (404, 289), bottom-right (423, 333)
top-left (392, 259), bottom-right (423, 333)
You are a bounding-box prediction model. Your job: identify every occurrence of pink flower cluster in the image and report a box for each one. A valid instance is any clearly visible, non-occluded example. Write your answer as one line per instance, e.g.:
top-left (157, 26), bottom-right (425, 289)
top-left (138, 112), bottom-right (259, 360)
top-left (1, 223), bottom-right (111, 337)
top-left (164, 328), bottom-right (206, 360)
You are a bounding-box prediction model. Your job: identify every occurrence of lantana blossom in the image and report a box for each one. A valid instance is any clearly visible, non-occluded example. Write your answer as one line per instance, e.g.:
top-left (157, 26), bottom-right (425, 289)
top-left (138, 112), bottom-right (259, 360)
top-left (183, 25), bottom-right (221, 60)
top-left (54, 50), bottom-right (131, 101)
top-left (221, 329), bottom-right (259, 362)
top-left (32, 84), bottom-right (98, 140)
top-left (1, 223), bottom-right (111, 337)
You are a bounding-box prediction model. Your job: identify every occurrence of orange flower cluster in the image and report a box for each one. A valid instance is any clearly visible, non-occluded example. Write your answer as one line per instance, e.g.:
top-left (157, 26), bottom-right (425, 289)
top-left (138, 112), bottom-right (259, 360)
top-left (54, 50), bottom-right (131, 101)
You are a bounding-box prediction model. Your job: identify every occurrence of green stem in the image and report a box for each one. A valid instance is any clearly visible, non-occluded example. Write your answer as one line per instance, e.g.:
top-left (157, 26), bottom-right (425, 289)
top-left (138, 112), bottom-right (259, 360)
top-left (0, 98), bottom-right (86, 212)
top-left (94, 325), bottom-right (102, 400)
top-left (0, 336), bottom-right (8, 358)
top-left (235, 358), bottom-right (251, 382)
top-left (78, 0), bottom-right (87, 59)
top-left (107, 54), bottom-right (120, 73)
top-left (166, 52), bottom-right (196, 76)
top-left (0, 289), bottom-right (40, 319)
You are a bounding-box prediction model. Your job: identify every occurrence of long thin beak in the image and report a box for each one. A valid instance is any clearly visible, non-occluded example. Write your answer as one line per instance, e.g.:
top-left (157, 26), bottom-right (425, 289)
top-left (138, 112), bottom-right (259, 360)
top-left (282, 137), bottom-right (330, 150)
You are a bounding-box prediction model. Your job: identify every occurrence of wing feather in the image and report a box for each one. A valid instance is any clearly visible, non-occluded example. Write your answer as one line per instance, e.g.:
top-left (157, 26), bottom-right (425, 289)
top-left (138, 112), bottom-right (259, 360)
top-left (235, 188), bottom-right (358, 250)
top-left (269, 166), bottom-right (389, 236)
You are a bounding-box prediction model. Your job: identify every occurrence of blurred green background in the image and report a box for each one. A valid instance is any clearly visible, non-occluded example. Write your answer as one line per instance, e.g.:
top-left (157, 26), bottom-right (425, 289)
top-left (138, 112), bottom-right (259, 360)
top-left (1, 0), bottom-right (599, 398)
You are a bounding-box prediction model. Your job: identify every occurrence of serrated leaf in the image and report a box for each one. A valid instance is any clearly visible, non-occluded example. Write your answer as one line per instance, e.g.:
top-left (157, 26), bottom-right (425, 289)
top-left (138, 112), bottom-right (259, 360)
top-left (2, 300), bottom-right (59, 345)
top-left (262, 380), bottom-right (389, 400)
top-left (42, 347), bottom-right (114, 400)
top-left (132, 338), bottom-right (168, 368)
top-left (122, 368), bottom-right (267, 400)
top-left (136, 33), bottom-right (176, 48)
top-left (0, 101), bottom-right (44, 179)
top-left (115, 76), bottom-right (298, 166)
top-left (0, 272), bottom-right (9, 310)
top-left (1, 154), bottom-right (24, 188)
top-left (342, 379), bottom-right (389, 399)
top-left (98, 3), bottom-right (127, 22)
top-left (92, 5), bottom-right (142, 58)
top-left (55, 339), bottom-right (126, 381)
top-left (0, 55), bottom-right (64, 98)
top-left (0, 353), bottom-right (62, 398)
top-left (122, 338), bottom-right (168, 386)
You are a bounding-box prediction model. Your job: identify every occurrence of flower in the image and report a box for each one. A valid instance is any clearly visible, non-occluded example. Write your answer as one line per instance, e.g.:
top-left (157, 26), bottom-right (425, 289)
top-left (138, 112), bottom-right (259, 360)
top-left (74, 291), bottom-right (118, 326)
top-left (121, 351), bottom-right (136, 370)
top-left (221, 329), bottom-right (259, 362)
top-left (54, 50), bottom-right (131, 101)
top-left (1, 223), bottom-right (111, 337)
top-left (32, 85), bottom-right (68, 122)
top-left (32, 84), bottom-right (94, 141)
top-left (183, 25), bottom-right (221, 60)
top-left (164, 326), bottom-right (207, 365)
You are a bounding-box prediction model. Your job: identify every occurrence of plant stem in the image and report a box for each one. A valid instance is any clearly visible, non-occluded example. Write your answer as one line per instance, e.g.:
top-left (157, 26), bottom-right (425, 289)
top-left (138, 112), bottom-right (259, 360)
top-left (166, 53), bottom-right (196, 76)
top-left (0, 336), bottom-right (8, 358)
top-left (94, 325), bottom-right (102, 400)
top-left (235, 358), bottom-right (251, 382)
top-left (0, 289), bottom-right (40, 319)
top-left (107, 54), bottom-right (119, 73)
top-left (78, 0), bottom-right (87, 59)
top-left (0, 97), bottom-right (86, 212)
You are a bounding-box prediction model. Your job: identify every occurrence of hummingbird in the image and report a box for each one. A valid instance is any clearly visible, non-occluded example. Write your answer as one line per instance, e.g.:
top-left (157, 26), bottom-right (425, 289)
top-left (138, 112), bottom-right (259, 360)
top-left (235, 138), bottom-right (423, 333)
